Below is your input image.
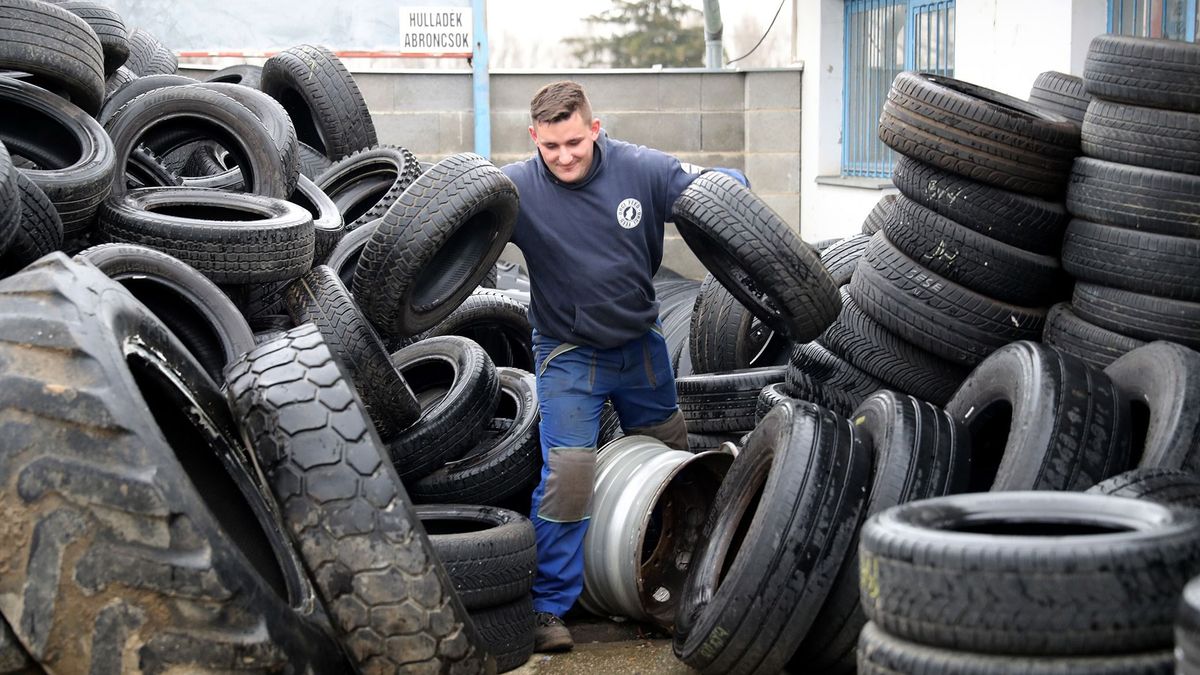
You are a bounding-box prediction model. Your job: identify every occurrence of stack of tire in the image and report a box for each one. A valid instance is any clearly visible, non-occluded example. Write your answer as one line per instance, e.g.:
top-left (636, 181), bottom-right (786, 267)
top-left (1047, 35), bottom-right (1200, 370)
top-left (856, 491), bottom-right (1199, 674)
top-left (783, 71), bottom-right (1079, 418)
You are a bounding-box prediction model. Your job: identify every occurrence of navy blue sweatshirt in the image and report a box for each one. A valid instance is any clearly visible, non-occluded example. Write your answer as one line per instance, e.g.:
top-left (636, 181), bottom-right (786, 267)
top-left (503, 131), bottom-right (699, 349)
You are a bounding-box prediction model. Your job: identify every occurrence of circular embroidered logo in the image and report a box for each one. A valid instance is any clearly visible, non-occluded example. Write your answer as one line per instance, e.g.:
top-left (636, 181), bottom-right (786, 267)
top-left (616, 198), bottom-right (642, 229)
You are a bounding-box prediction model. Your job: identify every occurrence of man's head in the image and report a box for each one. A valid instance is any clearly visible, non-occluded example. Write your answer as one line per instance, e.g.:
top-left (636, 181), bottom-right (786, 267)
top-left (528, 81), bottom-right (600, 184)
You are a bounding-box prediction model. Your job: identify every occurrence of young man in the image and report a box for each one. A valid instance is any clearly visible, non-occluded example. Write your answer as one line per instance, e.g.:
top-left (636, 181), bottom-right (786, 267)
top-left (501, 81), bottom-right (707, 652)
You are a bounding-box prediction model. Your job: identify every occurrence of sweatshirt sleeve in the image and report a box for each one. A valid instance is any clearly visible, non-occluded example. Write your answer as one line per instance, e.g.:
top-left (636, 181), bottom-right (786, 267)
top-left (660, 154), bottom-right (703, 217)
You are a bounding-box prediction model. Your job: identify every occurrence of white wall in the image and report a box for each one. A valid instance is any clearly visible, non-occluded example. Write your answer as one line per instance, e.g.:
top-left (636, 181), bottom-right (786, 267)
top-left (794, 0), bottom-right (1107, 243)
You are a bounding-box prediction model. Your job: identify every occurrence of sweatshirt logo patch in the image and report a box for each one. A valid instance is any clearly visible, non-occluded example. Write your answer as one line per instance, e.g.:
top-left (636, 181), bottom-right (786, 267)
top-left (617, 198), bottom-right (642, 229)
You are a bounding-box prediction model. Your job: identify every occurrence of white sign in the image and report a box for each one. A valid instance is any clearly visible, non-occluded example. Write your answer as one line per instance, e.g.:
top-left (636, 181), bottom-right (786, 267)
top-left (399, 6), bottom-right (473, 56)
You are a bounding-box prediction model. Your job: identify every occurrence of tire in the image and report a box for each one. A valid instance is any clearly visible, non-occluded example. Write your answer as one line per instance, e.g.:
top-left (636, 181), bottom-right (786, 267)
top-left (1028, 70), bottom-right (1091, 126)
top-left (291, 173), bottom-right (343, 264)
top-left (859, 491), bottom-right (1200, 655)
top-left (754, 381), bottom-right (794, 422)
top-left (787, 340), bottom-right (886, 399)
top-left (225, 324), bottom-right (491, 673)
top-left (1062, 218), bottom-right (1200, 301)
top-left (97, 187), bottom-right (314, 284)
top-left (848, 233), bottom-right (1046, 367)
top-left (0, 171), bottom-right (63, 275)
top-left (677, 366), bottom-right (787, 433)
top-left (857, 622), bottom-right (1173, 675)
top-left (418, 290), bottom-right (534, 371)
top-left (672, 400), bottom-right (871, 674)
top-left (0, 253), bottom-right (347, 673)
top-left (820, 288), bottom-right (970, 406)
top-left (188, 82), bottom-right (300, 196)
top-left (387, 336), bottom-right (501, 483)
top-left (1082, 99), bottom-right (1200, 175)
top-left (879, 71), bottom-right (1080, 198)
top-left (1083, 34), bottom-right (1200, 113)
top-left (1087, 468), bottom-right (1200, 510)
top-left (1178, 574), bottom-right (1200, 675)
top-left (102, 64), bottom-right (135, 98)
top-left (315, 144), bottom-right (422, 230)
top-left (415, 504), bottom-right (537, 610)
top-left (944, 340), bottom-right (1130, 492)
top-left (297, 141), bottom-right (332, 179)
top-left (785, 370), bottom-right (864, 419)
top-left (1103, 341), bottom-right (1200, 472)
top-left (794, 391), bottom-right (969, 673)
top-left (97, 73), bottom-right (196, 126)
top-left (1041, 301), bottom-right (1144, 371)
top-left (206, 64), bottom-right (262, 89)
top-left (890, 154), bottom-right (1069, 255)
top-left (1072, 282), bottom-right (1200, 350)
top-left (326, 216), bottom-right (377, 288)
top-left (354, 154), bottom-right (519, 340)
top-left (0, 142), bottom-right (19, 258)
top-left (0, 77), bottom-right (114, 240)
top-left (687, 431), bottom-right (741, 452)
top-left (44, 0), bottom-right (127, 76)
top-left (284, 265), bottom-right (421, 438)
top-left (0, 0), bottom-right (104, 114)
top-left (688, 273), bottom-right (789, 374)
top-left (260, 44), bottom-right (376, 161)
top-left (882, 194), bottom-right (1064, 306)
top-left (124, 28), bottom-right (176, 77)
top-left (819, 233), bottom-right (869, 287)
top-left (469, 598), bottom-right (534, 674)
top-left (673, 171), bottom-right (840, 342)
top-left (103, 84), bottom-right (289, 200)
top-left (412, 367), bottom-right (541, 506)
top-left (1066, 156), bottom-right (1200, 237)
top-left (76, 243), bottom-right (255, 384)
top-left (861, 194), bottom-right (893, 236)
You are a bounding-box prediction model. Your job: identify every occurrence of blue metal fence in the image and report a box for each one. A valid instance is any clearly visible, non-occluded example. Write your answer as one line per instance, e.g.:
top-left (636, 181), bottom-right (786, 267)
top-left (842, 0), bottom-right (955, 179)
top-left (1107, 0), bottom-right (1198, 41)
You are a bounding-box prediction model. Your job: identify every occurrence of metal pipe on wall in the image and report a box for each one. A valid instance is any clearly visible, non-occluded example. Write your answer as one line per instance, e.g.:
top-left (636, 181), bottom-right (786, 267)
top-left (704, 0), bottom-right (723, 69)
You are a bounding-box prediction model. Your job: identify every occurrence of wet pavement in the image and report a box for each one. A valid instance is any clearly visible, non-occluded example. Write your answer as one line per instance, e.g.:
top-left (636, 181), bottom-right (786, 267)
top-left (508, 615), bottom-right (697, 674)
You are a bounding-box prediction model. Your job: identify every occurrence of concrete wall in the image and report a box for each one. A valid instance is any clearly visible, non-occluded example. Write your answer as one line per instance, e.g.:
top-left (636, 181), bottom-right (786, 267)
top-left (793, 0), bottom-right (1108, 243)
top-left (181, 66), bottom-right (803, 278)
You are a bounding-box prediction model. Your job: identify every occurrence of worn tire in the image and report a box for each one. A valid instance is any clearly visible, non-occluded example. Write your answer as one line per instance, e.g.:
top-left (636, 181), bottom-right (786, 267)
top-left (354, 154), bottom-right (519, 339)
top-left (1041, 301), bottom-right (1144, 371)
top-left (205, 64), bottom-right (262, 89)
top-left (857, 622), bottom-right (1173, 675)
top-left (677, 366), bottom-right (787, 433)
top-left (387, 336), bottom-right (501, 483)
top-left (315, 144), bottom-right (422, 230)
top-left (688, 273), bottom-right (789, 374)
top-left (260, 44), bottom-right (376, 161)
top-left (861, 194), bottom-right (893, 236)
top-left (416, 504), bottom-right (537, 610)
top-left (284, 265), bottom-right (421, 438)
top-left (469, 598), bottom-right (534, 674)
top-left (0, 172), bottom-right (63, 275)
top-left (1083, 34), bottom-right (1200, 113)
top-left (1104, 341), bottom-right (1200, 472)
top-left (96, 73), bottom-right (196, 126)
top-left (1082, 99), bottom-right (1200, 175)
top-left (0, 77), bottom-right (114, 239)
top-left (673, 400), bottom-right (871, 674)
top-left (794, 391), bottom-right (969, 673)
top-left (890, 154), bottom-right (1068, 255)
top-left (1062, 218), bottom-right (1200, 301)
top-left (76, 242), bottom-right (255, 384)
top-left (1087, 467), bottom-right (1200, 510)
top-left (97, 187), bottom-right (314, 284)
top-left (819, 233), bottom-right (869, 288)
top-left (187, 81), bottom-right (300, 196)
top-left (298, 141), bottom-right (332, 180)
top-left (945, 340), bottom-right (1130, 492)
top-left (0, 0), bottom-right (104, 114)
top-left (673, 171), bottom-right (839, 342)
top-left (879, 71), bottom-right (1080, 198)
top-left (1028, 70), bottom-right (1091, 126)
top-left (124, 28), bottom-right (176, 77)
top-left (859, 491), bottom-right (1200, 655)
top-left (226, 323), bottom-right (492, 673)
top-left (0, 253), bottom-right (347, 673)
top-left (1072, 282), bottom-right (1200, 350)
top-left (415, 289), bottom-right (534, 371)
top-left (1066, 156), bottom-right (1200, 237)
top-left (787, 340), bottom-right (886, 400)
top-left (291, 173), bottom-right (343, 264)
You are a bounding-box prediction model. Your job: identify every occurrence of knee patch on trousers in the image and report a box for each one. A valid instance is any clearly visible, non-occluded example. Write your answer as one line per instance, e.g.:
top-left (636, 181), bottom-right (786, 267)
top-left (539, 447), bottom-right (596, 523)
top-left (626, 409), bottom-right (689, 451)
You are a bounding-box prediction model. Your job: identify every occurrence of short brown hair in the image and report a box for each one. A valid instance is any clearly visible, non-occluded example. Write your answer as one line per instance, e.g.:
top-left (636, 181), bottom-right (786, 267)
top-left (529, 80), bottom-right (593, 125)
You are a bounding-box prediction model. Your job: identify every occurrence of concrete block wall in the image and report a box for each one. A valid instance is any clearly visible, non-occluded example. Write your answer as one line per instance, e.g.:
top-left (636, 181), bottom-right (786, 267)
top-left (180, 66), bottom-right (803, 278)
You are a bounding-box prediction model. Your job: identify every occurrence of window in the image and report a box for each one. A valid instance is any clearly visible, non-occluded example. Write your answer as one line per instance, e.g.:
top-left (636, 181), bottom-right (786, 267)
top-left (1107, 0), bottom-right (1198, 41)
top-left (842, 0), bottom-right (955, 179)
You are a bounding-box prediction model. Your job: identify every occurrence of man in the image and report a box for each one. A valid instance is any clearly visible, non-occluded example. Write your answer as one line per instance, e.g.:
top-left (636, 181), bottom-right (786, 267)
top-left (502, 81), bottom-right (729, 652)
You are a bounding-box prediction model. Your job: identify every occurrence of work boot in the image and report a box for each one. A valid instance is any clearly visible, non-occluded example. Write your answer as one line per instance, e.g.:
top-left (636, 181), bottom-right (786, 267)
top-left (534, 611), bottom-right (574, 652)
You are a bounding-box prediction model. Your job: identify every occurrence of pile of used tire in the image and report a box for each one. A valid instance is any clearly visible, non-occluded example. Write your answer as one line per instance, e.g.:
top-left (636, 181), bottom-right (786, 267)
top-left (664, 34), bottom-right (1200, 675)
top-left (0, 1), bottom-right (558, 670)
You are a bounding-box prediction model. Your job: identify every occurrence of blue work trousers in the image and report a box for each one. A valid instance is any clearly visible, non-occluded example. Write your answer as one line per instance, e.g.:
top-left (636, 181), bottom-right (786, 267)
top-left (528, 328), bottom-right (680, 617)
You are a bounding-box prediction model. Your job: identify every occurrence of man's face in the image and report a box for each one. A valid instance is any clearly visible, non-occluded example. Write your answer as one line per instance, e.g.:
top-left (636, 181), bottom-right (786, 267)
top-left (529, 111), bottom-right (601, 184)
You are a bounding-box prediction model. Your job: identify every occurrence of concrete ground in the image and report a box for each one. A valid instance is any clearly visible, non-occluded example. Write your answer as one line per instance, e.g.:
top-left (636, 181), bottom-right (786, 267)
top-left (508, 615), bottom-right (697, 674)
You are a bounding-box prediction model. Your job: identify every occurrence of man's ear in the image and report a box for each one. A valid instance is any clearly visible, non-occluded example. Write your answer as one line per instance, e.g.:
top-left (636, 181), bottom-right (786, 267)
top-left (528, 125), bottom-right (537, 144)
top-left (590, 117), bottom-right (600, 138)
